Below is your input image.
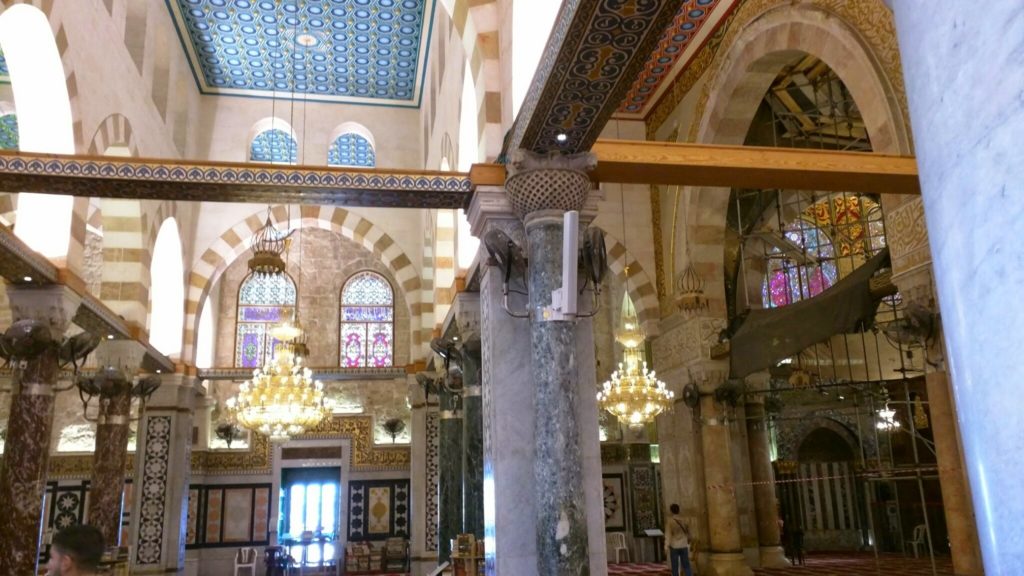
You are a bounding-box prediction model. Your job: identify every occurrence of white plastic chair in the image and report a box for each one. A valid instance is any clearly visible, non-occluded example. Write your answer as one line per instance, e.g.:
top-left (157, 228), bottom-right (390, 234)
top-left (233, 547), bottom-right (258, 576)
top-left (606, 532), bottom-right (629, 563)
top-left (905, 524), bottom-right (927, 558)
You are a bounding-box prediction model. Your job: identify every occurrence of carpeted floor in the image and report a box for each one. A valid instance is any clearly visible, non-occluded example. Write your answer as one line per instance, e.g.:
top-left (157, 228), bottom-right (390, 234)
top-left (607, 552), bottom-right (956, 575)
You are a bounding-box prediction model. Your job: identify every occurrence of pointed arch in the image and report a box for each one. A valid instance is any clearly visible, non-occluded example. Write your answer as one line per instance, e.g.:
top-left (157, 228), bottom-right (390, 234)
top-left (603, 232), bottom-right (660, 335)
top-left (182, 206), bottom-right (422, 366)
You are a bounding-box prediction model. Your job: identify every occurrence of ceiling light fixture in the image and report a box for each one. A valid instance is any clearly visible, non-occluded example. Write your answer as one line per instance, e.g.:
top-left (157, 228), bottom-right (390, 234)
top-left (597, 192), bottom-right (673, 426)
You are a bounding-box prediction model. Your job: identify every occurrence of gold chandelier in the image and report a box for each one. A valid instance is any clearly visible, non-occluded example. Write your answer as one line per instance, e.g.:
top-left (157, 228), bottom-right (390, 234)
top-left (597, 296), bottom-right (674, 426)
top-left (226, 344), bottom-right (328, 441)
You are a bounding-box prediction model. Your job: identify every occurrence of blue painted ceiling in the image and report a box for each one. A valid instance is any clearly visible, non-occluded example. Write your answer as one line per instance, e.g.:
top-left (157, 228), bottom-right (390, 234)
top-left (167, 0), bottom-right (436, 107)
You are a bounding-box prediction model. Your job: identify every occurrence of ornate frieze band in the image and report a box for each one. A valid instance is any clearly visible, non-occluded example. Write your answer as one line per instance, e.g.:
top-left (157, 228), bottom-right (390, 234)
top-left (508, 0), bottom-right (686, 153)
top-left (191, 415), bottom-right (411, 475)
top-left (0, 151), bottom-right (472, 209)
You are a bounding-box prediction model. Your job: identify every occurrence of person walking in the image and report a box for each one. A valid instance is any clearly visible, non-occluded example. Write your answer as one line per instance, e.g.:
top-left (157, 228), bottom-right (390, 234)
top-left (664, 504), bottom-right (693, 576)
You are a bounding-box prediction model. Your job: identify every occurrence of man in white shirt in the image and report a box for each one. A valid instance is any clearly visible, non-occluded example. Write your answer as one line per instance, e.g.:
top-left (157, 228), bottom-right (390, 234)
top-left (663, 504), bottom-right (693, 576)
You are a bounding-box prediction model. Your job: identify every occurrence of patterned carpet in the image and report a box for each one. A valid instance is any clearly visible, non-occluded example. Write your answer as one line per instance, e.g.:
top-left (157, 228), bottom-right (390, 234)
top-left (607, 552), bottom-right (956, 575)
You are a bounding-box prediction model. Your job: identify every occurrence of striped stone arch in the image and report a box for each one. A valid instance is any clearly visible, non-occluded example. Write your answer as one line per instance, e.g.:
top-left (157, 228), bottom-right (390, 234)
top-left (438, 0), bottom-right (502, 161)
top-left (182, 206), bottom-right (422, 365)
top-left (605, 236), bottom-right (660, 335)
top-left (681, 1), bottom-right (914, 315)
top-left (87, 113), bottom-right (138, 156)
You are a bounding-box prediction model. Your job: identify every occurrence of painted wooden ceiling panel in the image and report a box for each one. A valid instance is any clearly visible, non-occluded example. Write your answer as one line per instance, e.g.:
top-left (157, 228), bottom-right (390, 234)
top-left (166, 0), bottom-right (436, 107)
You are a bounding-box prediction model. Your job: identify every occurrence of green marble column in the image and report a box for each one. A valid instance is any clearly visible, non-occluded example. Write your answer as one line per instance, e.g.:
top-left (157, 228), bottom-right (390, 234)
top-left (461, 342), bottom-right (484, 539)
top-left (437, 371), bottom-right (464, 564)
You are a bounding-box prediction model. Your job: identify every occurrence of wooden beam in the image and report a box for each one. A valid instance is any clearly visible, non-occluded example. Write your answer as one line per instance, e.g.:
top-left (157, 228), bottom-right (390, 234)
top-left (589, 139), bottom-right (920, 194)
top-left (470, 139), bottom-right (920, 195)
top-left (0, 150), bottom-right (473, 209)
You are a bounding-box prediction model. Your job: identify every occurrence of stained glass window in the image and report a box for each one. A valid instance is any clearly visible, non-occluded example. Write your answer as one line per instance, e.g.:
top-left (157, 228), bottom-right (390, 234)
top-left (340, 271), bottom-right (394, 367)
top-left (235, 273), bottom-right (297, 368)
top-left (328, 133), bottom-right (375, 167)
top-left (761, 223), bottom-right (838, 309)
top-left (250, 128), bottom-right (298, 164)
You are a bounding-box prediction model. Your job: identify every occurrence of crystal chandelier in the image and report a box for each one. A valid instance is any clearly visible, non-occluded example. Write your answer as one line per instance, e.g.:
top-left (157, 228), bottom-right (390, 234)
top-left (597, 296), bottom-right (674, 426)
top-left (226, 344), bottom-right (328, 441)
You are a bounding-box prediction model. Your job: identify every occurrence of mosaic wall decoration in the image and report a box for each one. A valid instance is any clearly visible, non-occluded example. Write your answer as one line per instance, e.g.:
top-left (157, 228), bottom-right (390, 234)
top-left (236, 272), bottom-right (296, 367)
top-left (0, 47), bottom-right (8, 78)
top-left (187, 483), bottom-right (273, 549)
top-left (348, 479), bottom-right (409, 541)
top-left (618, 0), bottom-right (724, 114)
top-left (0, 114), bottom-right (19, 150)
top-left (425, 411), bottom-right (439, 551)
top-left (35, 480), bottom-right (133, 564)
top-left (328, 133), bottom-right (376, 167)
top-left (340, 271), bottom-right (394, 367)
top-left (186, 488), bottom-right (200, 546)
top-left (602, 474), bottom-right (626, 531)
top-left (629, 464), bottom-right (661, 533)
top-left (136, 416), bottom-right (171, 565)
top-left (166, 0), bottom-right (436, 106)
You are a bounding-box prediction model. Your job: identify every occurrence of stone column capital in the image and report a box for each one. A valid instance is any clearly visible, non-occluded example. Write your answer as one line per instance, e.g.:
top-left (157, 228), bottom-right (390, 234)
top-left (94, 340), bottom-right (148, 371)
top-left (5, 285), bottom-right (82, 338)
top-left (467, 185), bottom-right (521, 239)
top-left (506, 149), bottom-right (597, 176)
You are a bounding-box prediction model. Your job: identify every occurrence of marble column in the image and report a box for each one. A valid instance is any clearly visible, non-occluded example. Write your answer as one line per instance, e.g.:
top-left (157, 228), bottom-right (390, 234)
top-left (462, 340), bottom-right (485, 539)
top-left (88, 341), bottom-right (147, 547)
top-left (512, 151), bottom-right (595, 575)
top-left (469, 182), bottom-right (608, 576)
top-left (700, 379), bottom-right (753, 576)
top-left (891, 4), bottom-right (1024, 572)
top-left (437, 370), bottom-right (464, 564)
top-left (0, 285), bottom-right (81, 576)
top-left (744, 397), bottom-right (788, 568)
top-left (129, 373), bottom-right (195, 574)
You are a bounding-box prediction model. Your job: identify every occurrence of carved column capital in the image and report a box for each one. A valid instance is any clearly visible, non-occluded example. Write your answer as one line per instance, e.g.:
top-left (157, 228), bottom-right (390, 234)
top-left (5, 285), bottom-right (82, 338)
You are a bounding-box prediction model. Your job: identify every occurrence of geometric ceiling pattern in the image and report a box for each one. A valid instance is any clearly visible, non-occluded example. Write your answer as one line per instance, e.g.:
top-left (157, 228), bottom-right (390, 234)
top-left (167, 0), bottom-right (436, 107)
top-left (249, 128), bottom-right (298, 164)
top-left (0, 114), bottom-right (18, 150)
top-left (328, 133), bottom-right (375, 167)
top-left (617, 0), bottom-right (722, 114)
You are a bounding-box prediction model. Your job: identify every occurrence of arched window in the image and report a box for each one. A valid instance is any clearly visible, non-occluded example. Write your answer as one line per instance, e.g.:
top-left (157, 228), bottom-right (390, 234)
top-left (250, 128), bottom-right (298, 164)
top-left (761, 222), bottom-right (838, 309)
top-left (340, 271), bottom-right (394, 367)
top-left (0, 113), bottom-right (18, 150)
top-left (328, 133), bottom-right (375, 167)
top-left (149, 218), bottom-right (184, 357)
top-left (235, 273), bottom-right (297, 368)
